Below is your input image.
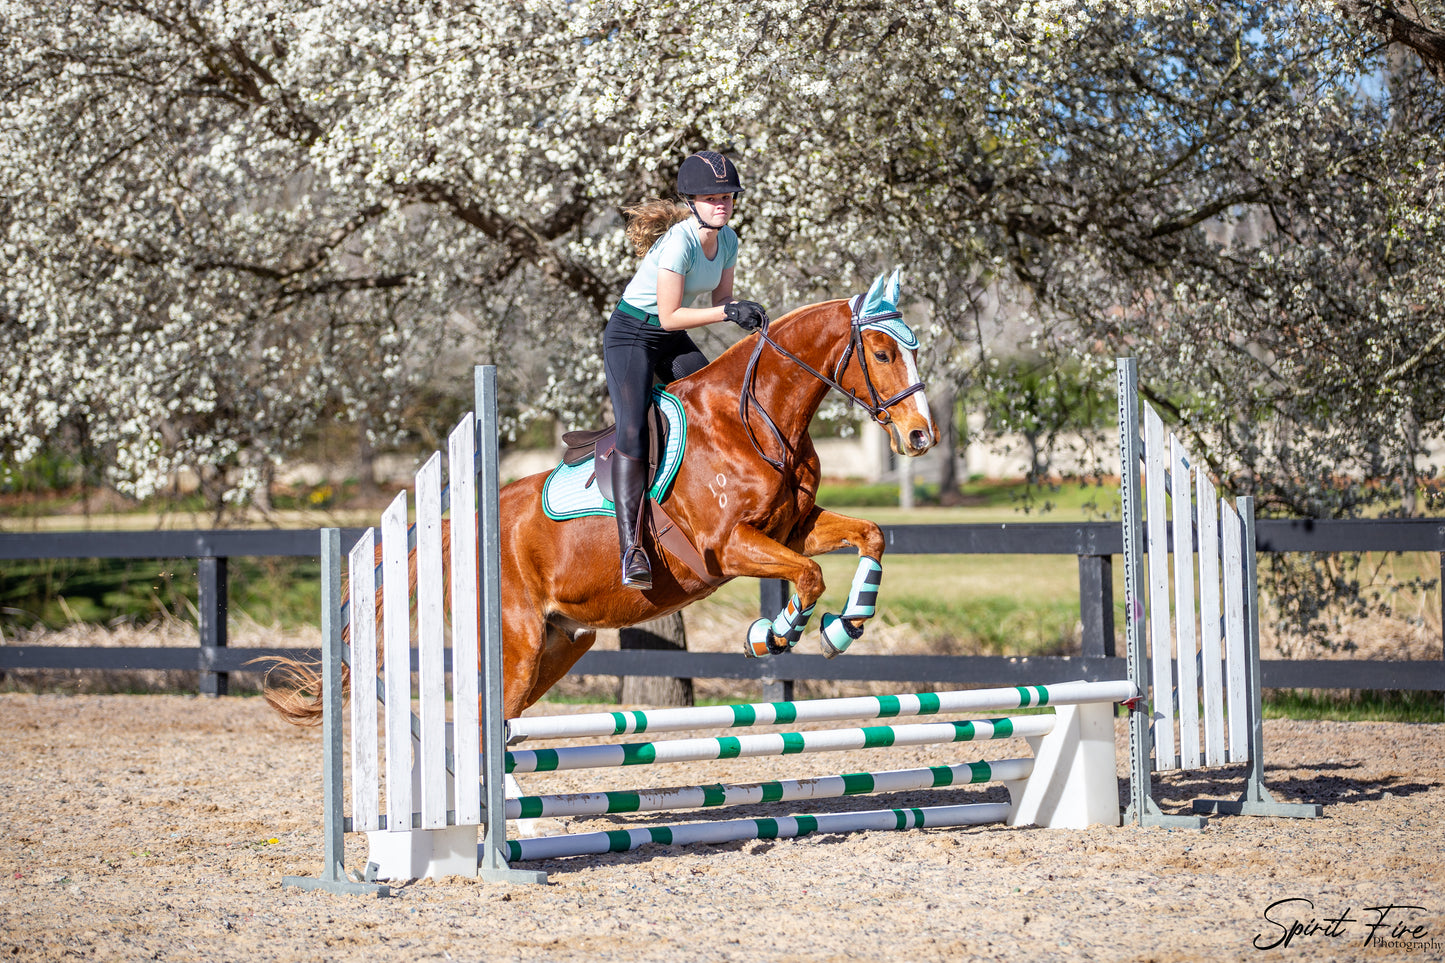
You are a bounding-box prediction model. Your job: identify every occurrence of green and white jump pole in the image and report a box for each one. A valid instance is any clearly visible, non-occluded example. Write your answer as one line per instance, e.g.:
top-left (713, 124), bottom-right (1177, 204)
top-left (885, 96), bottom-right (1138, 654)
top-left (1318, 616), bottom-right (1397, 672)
top-left (505, 802), bottom-right (1013, 863)
top-left (504, 759), bottom-right (1035, 821)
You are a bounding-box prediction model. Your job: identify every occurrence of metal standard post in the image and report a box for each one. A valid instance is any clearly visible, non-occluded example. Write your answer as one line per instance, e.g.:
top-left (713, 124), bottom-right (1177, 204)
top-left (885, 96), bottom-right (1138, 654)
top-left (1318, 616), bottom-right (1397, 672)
top-left (198, 556), bottom-right (228, 697)
top-left (475, 366), bottom-right (548, 885)
top-left (283, 529), bottom-right (389, 896)
top-left (1117, 358), bottom-right (1204, 829)
top-left (1192, 498), bottom-right (1323, 819)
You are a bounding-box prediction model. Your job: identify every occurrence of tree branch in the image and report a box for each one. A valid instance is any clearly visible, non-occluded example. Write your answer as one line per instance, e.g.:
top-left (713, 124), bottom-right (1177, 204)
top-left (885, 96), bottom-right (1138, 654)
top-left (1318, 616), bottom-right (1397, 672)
top-left (1340, 1), bottom-right (1445, 80)
top-left (401, 180), bottom-right (615, 313)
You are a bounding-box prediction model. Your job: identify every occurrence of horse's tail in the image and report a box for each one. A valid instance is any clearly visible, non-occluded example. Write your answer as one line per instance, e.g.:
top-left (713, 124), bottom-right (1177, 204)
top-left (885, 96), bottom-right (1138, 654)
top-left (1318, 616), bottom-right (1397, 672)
top-left (258, 522), bottom-right (451, 727)
top-left (259, 653), bottom-right (348, 726)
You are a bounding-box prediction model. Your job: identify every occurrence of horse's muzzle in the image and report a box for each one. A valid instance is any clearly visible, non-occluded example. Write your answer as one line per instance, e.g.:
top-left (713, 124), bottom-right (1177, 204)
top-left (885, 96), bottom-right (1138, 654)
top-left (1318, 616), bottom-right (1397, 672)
top-left (887, 422), bottom-right (938, 457)
top-left (907, 428), bottom-right (935, 454)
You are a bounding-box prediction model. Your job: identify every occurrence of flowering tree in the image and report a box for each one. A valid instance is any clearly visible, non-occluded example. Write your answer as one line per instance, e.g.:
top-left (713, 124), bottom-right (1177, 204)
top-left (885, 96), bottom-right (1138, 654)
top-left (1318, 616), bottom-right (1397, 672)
top-left (2, 0), bottom-right (1441, 523)
top-left (1342, 1), bottom-right (1445, 81)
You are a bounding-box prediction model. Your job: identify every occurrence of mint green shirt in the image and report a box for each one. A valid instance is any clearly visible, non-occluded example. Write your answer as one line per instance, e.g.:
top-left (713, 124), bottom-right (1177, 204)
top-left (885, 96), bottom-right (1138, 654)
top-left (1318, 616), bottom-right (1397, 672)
top-left (621, 221), bottom-right (738, 318)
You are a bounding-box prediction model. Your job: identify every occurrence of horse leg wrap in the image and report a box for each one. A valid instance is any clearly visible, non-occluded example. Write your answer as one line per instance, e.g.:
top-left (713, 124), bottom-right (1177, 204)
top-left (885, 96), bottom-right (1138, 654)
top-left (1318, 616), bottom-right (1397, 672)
top-left (745, 593), bottom-right (816, 658)
top-left (841, 556), bottom-right (882, 619)
top-left (771, 593), bottom-right (816, 648)
top-left (819, 613), bottom-right (865, 658)
top-left (819, 557), bottom-right (881, 658)
top-left (744, 618), bottom-right (788, 658)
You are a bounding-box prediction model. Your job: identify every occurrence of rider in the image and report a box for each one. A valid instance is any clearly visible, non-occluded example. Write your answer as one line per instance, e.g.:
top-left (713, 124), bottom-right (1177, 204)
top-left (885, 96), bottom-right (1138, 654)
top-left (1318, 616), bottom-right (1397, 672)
top-left (604, 150), bottom-right (770, 589)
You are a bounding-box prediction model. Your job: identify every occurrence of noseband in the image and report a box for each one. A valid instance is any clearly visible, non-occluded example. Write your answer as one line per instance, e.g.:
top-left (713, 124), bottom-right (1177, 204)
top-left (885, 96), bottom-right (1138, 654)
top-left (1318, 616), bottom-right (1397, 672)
top-left (739, 294), bottom-right (928, 473)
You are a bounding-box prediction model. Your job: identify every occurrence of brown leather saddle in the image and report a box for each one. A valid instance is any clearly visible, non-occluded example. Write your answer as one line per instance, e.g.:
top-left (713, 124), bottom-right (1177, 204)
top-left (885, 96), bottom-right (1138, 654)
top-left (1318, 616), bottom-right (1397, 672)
top-left (559, 406), bottom-right (724, 586)
top-left (560, 404), bottom-right (670, 504)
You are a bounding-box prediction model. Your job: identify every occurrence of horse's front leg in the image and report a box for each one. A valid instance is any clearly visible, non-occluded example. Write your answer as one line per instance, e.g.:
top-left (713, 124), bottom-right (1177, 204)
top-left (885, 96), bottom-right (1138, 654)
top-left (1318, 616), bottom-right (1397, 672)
top-left (714, 523), bottom-right (831, 658)
top-left (791, 508), bottom-right (886, 658)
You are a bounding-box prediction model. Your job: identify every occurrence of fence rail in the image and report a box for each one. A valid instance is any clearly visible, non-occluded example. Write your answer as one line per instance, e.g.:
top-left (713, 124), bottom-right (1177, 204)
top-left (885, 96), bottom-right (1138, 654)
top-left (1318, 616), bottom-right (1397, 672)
top-left (2, 520), bottom-right (1444, 695)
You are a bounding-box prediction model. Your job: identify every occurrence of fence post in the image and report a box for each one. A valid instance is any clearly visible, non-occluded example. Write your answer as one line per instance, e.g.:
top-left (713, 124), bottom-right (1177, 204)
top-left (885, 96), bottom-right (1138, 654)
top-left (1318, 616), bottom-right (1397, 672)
top-left (759, 578), bottom-right (793, 702)
top-left (1077, 554), bottom-right (1115, 658)
top-left (198, 556), bottom-right (228, 697)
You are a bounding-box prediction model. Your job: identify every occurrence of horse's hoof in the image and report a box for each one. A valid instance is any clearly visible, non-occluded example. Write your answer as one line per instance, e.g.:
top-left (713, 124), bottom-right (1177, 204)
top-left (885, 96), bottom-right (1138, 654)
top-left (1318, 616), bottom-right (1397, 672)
top-left (744, 618), bottom-right (789, 658)
top-left (820, 613), bottom-right (864, 659)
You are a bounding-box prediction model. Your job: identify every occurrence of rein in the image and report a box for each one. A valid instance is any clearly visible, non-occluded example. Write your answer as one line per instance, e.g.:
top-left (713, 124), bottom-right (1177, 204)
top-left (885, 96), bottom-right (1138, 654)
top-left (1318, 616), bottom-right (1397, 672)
top-left (738, 295), bottom-right (927, 473)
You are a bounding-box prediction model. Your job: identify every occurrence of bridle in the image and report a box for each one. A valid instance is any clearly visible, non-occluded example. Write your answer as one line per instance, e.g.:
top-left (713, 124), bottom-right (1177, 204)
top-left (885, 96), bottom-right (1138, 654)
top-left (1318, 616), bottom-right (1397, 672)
top-left (739, 294), bottom-right (928, 473)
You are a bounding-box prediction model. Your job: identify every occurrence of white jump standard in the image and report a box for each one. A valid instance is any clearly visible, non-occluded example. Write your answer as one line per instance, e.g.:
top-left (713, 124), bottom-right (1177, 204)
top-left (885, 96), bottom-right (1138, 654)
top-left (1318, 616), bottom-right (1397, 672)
top-left (1116, 358), bottom-right (1322, 828)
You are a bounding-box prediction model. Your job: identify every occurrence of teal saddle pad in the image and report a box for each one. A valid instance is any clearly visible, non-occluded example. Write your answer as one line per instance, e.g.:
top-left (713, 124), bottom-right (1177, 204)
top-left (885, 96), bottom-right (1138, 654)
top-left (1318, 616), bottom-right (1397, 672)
top-left (541, 388), bottom-right (687, 521)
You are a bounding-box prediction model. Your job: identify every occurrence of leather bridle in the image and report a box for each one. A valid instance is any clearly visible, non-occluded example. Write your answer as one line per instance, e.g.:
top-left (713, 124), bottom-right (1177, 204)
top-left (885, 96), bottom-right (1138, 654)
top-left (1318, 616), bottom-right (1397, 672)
top-left (739, 294), bottom-right (928, 473)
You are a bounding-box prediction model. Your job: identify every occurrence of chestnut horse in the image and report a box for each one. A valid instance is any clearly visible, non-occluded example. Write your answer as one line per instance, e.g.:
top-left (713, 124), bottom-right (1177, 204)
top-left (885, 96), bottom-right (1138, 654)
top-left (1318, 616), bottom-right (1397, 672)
top-left (266, 270), bottom-right (937, 724)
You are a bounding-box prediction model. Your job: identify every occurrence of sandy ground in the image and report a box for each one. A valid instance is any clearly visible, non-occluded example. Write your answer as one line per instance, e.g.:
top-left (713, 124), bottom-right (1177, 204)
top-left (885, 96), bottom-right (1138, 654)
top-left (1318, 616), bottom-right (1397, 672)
top-left (1, 692), bottom-right (1442, 963)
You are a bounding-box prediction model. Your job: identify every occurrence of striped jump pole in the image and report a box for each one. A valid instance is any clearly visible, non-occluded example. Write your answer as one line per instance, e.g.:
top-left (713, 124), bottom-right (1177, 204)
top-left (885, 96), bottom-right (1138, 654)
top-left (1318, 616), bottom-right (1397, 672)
top-left (507, 803), bottom-right (1013, 863)
top-left (505, 758), bottom-right (1036, 820)
top-left (506, 715), bottom-right (1055, 774)
top-left (507, 679), bottom-right (1136, 744)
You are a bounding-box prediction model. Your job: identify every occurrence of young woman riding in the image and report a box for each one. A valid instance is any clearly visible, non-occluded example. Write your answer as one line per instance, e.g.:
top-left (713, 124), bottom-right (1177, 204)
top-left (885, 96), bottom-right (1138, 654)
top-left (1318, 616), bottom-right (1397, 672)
top-left (604, 150), bottom-right (770, 589)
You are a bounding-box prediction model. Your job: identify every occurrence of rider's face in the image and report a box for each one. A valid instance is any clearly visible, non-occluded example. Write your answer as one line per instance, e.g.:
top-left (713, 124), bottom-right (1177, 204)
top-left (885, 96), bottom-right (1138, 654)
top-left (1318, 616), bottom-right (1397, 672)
top-left (692, 193), bottom-right (734, 226)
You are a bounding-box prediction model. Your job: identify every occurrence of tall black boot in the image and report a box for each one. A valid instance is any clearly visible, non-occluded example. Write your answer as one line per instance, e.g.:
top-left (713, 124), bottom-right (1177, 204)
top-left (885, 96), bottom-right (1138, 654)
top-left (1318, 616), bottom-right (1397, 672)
top-left (611, 450), bottom-right (652, 589)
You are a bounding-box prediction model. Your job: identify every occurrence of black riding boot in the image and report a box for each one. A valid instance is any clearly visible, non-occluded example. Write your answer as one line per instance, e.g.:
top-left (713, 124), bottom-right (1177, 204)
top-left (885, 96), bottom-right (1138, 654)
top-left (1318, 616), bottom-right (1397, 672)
top-left (611, 450), bottom-right (653, 589)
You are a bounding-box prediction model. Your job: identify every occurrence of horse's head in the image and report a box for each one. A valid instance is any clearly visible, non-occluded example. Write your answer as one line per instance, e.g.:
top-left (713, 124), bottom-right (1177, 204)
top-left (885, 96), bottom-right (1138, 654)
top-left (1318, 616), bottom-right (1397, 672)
top-left (835, 270), bottom-right (939, 457)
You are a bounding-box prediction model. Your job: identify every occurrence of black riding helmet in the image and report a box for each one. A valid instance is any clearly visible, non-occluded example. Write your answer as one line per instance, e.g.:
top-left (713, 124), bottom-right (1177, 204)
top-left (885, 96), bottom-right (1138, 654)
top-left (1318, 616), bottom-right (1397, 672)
top-left (678, 151), bottom-right (742, 228)
top-left (676, 151), bottom-right (743, 196)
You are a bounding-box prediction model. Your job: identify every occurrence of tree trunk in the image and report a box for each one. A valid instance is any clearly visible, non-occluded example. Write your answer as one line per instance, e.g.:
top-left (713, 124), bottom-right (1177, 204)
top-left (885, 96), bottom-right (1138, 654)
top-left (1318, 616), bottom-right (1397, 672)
top-left (357, 414), bottom-right (380, 499)
top-left (935, 387), bottom-right (964, 505)
top-left (619, 612), bottom-right (693, 707)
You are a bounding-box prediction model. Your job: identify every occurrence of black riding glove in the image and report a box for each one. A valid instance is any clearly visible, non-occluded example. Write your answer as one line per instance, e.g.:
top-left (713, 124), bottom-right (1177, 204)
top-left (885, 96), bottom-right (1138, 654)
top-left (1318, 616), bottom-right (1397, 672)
top-left (724, 300), bottom-right (768, 332)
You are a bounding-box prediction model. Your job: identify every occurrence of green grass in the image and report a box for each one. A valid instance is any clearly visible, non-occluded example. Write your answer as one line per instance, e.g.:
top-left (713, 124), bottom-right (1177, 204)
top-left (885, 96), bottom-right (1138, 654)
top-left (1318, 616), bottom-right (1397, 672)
top-left (1263, 689), bottom-right (1444, 723)
top-left (816, 476), bottom-right (1120, 521)
top-left (0, 556), bottom-right (322, 630)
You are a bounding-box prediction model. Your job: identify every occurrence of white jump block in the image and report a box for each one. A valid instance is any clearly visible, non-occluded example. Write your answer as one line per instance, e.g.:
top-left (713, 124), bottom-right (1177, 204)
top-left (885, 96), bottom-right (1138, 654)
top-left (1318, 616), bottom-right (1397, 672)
top-left (1003, 702), bottom-right (1121, 829)
top-left (366, 824), bottom-right (478, 881)
top-left (365, 724), bottom-right (482, 882)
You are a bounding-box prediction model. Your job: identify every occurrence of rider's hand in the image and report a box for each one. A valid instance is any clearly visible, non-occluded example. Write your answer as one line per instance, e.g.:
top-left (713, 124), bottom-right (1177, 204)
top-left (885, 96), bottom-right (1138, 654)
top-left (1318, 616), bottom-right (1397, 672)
top-left (723, 299), bottom-right (768, 332)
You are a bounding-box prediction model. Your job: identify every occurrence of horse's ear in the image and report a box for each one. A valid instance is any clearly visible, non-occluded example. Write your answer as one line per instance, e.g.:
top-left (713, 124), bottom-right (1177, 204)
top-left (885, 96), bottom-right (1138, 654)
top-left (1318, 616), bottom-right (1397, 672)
top-left (885, 267), bottom-right (902, 309)
top-left (861, 272), bottom-right (888, 316)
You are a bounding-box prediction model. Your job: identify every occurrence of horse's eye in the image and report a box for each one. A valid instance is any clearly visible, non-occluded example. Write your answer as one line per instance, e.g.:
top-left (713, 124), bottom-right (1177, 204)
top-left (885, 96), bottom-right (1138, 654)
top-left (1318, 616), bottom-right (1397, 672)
top-left (873, 350), bottom-right (891, 363)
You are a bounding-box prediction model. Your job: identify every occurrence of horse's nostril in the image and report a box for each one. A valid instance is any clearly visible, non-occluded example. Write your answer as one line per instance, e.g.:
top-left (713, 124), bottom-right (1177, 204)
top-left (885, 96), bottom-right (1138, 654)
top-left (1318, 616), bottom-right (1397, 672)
top-left (909, 430), bottom-right (929, 452)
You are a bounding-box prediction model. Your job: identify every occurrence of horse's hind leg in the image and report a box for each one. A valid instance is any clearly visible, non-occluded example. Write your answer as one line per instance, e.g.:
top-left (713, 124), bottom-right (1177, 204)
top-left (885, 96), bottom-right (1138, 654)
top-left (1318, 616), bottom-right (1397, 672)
top-left (525, 618), bottom-right (597, 709)
top-left (506, 619), bottom-right (596, 840)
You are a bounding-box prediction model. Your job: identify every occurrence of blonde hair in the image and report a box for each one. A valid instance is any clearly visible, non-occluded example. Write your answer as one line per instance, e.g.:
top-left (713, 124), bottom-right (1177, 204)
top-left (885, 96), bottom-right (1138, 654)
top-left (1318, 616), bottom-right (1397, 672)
top-left (623, 199), bottom-right (692, 257)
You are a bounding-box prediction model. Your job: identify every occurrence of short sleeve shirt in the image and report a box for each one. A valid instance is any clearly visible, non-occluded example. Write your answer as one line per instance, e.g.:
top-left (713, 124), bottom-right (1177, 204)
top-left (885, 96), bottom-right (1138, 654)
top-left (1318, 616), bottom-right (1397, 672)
top-left (621, 221), bottom-right (738, 316)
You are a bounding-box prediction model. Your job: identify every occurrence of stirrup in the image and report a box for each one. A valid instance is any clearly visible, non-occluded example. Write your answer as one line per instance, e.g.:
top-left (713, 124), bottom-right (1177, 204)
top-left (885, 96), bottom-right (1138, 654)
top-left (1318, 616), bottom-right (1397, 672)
top-left (621, 543), bottom-right (652, 590)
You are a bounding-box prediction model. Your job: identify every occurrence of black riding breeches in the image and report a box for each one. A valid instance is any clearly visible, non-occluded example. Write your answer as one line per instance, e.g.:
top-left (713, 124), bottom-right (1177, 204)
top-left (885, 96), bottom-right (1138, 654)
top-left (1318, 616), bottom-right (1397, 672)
top-left (603, 306), bottom-right (708, 460)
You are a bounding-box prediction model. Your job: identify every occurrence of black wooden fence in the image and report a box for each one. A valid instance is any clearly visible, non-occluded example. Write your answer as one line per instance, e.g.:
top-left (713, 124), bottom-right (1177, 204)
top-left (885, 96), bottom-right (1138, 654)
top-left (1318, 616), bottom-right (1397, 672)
top-left (2, 520), bottom-right (1444, 697)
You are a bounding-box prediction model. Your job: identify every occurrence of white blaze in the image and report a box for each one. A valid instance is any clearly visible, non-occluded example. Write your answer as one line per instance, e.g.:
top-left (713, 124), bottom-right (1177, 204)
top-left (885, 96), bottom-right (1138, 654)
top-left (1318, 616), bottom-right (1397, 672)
top-left (902, 350), bottom-right (934, 440)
